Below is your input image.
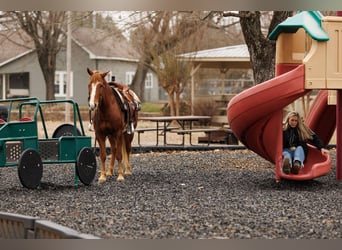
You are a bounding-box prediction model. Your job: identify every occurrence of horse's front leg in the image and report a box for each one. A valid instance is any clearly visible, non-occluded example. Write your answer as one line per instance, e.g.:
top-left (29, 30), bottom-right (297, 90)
top-left (97, 138), bottom-right (107, 183)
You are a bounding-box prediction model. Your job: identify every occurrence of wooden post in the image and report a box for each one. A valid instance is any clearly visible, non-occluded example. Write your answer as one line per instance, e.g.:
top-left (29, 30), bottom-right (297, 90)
top-left (336, 90), bottom-right (342, 180)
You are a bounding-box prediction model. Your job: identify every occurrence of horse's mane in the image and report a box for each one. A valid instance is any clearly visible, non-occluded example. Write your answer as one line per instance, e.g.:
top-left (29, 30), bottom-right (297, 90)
top-left (90, 70), bottom-right (109, 85)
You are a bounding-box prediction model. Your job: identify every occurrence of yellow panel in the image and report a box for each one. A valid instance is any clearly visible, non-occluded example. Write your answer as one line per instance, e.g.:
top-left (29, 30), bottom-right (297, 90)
top-left (276, 29), bottom-right (308, 64)
top-left (322, 17), bottom-right (342, 89)
top-left (328, 90), bottom-right (337, 105)
top-left (303, 40), bottom-right (327, 89)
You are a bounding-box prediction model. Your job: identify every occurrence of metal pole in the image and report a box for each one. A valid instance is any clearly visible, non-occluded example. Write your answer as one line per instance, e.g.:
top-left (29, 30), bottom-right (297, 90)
top-left (191, 66), bottom-right (194, 115)
top-left (65, 11), bottom-right (72, 122)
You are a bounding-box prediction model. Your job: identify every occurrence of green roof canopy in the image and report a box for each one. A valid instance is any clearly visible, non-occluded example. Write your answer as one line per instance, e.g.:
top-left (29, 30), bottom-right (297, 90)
top-left (269, 11), bottom-right (330, 41)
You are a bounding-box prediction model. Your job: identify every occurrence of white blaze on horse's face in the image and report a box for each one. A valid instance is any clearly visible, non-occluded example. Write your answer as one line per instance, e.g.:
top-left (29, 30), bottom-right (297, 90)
top-left (89, 82), bottom-right (100, 110)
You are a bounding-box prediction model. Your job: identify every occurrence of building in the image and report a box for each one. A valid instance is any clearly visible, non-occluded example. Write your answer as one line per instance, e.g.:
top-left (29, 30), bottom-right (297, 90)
top-left (0, 27), bottom-right (160, 105)
top-left (178, 44), bottom-right (253, 113)
top-left (0, 27), bottom-right (253, 107)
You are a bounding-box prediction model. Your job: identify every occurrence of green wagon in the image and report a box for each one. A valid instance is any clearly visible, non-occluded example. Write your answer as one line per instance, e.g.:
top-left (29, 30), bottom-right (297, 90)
top-left (0, 97), bottom-right (97, 189)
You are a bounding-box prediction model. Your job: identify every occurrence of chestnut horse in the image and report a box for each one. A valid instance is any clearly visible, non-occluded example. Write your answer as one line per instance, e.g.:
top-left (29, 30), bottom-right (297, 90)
top-left (87, 68), bottom-right (136, 183)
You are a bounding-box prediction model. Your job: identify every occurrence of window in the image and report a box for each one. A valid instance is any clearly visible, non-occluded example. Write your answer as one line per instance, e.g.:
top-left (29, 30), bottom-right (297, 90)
top-left (125, 72), bottom-right (153, 88)
top-left (7, 72), bottom-right (30, 98)
top-left (55, 71), bottom-right (73, 97)
top-left (145, 73), bottom-right (153, 88)
top-left (125, 72), bottom-right (134, 85)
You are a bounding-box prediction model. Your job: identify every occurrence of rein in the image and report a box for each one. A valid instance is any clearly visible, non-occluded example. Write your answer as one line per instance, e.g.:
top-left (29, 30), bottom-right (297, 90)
top-left (90, 94), bottom-right (105, 155)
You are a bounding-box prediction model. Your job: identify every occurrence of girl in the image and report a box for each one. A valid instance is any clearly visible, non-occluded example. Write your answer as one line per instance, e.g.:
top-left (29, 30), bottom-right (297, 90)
top-left (282, 111), bottom-right (329, 174)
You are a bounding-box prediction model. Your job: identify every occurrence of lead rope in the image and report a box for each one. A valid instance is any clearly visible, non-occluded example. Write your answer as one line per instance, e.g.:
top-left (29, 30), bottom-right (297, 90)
top-left (89, 109), bottom-right (97, 155)
top-left (94, 109), bottom-right (99, 155)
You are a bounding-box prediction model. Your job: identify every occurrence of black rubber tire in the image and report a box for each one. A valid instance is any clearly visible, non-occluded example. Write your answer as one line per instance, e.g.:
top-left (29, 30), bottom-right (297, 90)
top-left (52, 124), bottom-right (81, 138)
top-left (18, 148), bottom-right (43, 189)
top-left (76, 147), bottom-right (97, 185)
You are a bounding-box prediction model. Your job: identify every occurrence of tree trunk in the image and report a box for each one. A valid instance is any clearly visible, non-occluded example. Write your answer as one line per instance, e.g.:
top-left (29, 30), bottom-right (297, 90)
top-left (239, 11), bottom-right (292, 84)
top-left (36, 49), bottom-right (57, 100)
top-left (175, 92), bottom-right (180, 116)
top-left (130, 54), bottom-right (153, 102)
top-left (45, 72), bottom-right (56, 100)
top-left (168, 91), bottom-right (176, 116)
top-left (175, 87), bottom-right (183, 116)
top-left (239, 11), bottom-right (275, 84)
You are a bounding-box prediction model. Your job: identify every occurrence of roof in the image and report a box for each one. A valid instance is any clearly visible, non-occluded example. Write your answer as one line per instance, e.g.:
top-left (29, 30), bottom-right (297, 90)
top-left (268, 11), bottom-right (330, 41)
top-left (0, 27), bottom-right (139, 66)
top-left (0, 29), bottom-right (35, 66)
top-left (72, 27), bottom-right (139, 61)
top-left (178, 44), bottom-right (251, 69)
top-left (179, 44), bottom-right (250, 62)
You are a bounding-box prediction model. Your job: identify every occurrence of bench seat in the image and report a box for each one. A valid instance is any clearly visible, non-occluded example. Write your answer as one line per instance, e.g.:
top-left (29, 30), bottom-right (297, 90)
top-left (135, 126), bottom-right (179, 146)
top-left (169, 127), bottom-right (236, 145)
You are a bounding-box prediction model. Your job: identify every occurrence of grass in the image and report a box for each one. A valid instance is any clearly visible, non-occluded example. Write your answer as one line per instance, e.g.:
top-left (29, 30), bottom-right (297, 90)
top-left (140, 102), bottom-right (165, 113)
top-left (79, 102), bottom-right (165, 113)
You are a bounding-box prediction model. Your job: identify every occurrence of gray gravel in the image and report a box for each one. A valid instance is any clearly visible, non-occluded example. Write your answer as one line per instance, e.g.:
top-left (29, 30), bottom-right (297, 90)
top-left (0, 149), bottom-right (341, 239)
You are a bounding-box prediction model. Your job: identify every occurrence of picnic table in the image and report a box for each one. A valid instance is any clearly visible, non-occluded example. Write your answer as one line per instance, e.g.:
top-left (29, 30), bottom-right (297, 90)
top-left (137, 115), bottom-right (227, 146)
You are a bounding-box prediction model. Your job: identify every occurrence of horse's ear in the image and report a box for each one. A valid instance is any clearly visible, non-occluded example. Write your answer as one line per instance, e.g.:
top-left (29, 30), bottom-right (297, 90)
top-left (87, 68), bottom-right (93, 76)
top-left (101, 71), bottom-right (110, 78)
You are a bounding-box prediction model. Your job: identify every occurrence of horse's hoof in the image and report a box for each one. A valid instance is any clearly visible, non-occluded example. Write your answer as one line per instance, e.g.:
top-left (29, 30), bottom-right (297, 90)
top-left (124, 171), bottom-right (132, 176)
top-left (98, 176), bottom-right (106, 183)
top-left (117, 175), bottom-right (124, 182)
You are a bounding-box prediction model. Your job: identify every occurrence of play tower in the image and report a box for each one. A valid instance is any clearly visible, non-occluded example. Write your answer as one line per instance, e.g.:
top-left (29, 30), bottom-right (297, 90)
top-left (227, 11), bottom-right (342, 181)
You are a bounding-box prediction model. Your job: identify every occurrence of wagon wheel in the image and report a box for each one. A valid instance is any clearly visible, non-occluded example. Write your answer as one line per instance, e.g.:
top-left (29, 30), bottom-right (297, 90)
top-left (76, 147), bottom-right (97, 185)
top-left (18, 148), bottom-right (43, 189)
top-left (52, 124), bottom-right (81, 138)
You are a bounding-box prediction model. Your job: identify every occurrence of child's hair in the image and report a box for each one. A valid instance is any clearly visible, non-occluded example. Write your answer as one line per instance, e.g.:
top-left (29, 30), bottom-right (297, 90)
top-left (283, 111), bottom-right (314, 140)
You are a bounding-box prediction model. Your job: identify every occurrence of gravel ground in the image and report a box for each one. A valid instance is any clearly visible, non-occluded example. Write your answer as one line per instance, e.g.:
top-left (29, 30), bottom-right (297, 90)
top-left (0, 148), bottom-right (340, 239)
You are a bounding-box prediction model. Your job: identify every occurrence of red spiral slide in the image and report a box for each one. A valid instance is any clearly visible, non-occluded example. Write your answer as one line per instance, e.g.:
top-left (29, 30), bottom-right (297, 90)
top-left (227, 64), bottom-right (334, 180)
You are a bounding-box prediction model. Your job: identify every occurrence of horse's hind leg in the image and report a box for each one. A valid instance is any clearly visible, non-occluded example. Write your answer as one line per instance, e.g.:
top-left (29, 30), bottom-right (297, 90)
top-left (112, 135), bottom-right (125, 181)
top-left (123, 133), bottom-right (133, 175)
top-left (110, 136), bottom-right (124, 181)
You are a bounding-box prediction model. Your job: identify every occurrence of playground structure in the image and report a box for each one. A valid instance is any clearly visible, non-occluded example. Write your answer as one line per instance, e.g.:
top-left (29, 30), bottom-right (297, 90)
top-left (0, 97), bottom-right (97, 188)
top-left (227, 11), bottom-right (342, 181)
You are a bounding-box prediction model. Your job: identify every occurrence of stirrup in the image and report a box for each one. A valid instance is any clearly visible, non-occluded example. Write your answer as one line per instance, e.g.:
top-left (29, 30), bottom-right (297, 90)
top-left (130, 123), bottom-right (135, 134)
top-left (136, 102), bottom-right (142, 111)
top-left (127, 122), bottom-right (134, 135)
top-left (127, 123), bottom-right (134, 134)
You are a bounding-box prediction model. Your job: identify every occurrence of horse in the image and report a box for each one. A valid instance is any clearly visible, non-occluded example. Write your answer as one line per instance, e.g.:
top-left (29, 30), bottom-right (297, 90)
top-left (87, 68), bottom-right (137, 183)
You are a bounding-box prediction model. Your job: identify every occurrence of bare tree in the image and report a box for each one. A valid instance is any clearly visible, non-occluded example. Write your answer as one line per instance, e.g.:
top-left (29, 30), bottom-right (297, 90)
top-left (126, 11), bottom-right (292, 105)
top-left (4, 11), bottom-right (68, 100)
top-left (1, 11), bottom-right (124, 100)
top-left (152, 49), bottom-right (192, 116)
top-left (129, 11), bottom-right (207, 102)
top-left (220, 11), bottom-right (293, 84)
